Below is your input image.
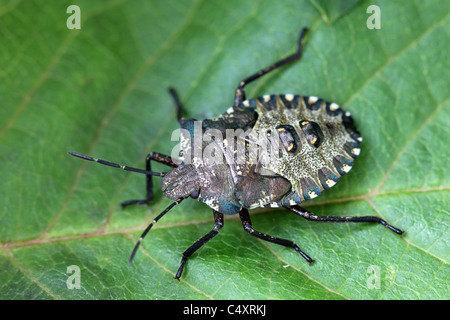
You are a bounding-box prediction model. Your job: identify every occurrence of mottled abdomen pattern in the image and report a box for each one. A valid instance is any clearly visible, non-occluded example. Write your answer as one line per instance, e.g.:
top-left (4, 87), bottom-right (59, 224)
top-left (238, 94), bottom-right (362, 207)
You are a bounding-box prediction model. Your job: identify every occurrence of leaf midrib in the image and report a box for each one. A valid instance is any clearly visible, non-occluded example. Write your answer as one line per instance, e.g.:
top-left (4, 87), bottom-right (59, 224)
top-left (2, 186), bottom-right (447, 249)
top-left (2, 187), bottom-right (447, 299)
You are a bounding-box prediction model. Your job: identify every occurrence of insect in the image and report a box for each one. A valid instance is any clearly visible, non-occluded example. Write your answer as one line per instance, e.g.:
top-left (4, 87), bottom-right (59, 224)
top-left (69, 27), bottom-right (403, 280)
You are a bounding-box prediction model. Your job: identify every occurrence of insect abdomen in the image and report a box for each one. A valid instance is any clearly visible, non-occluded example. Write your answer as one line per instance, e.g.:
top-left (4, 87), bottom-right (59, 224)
top-left (238, 94), bottom-right (362, 206)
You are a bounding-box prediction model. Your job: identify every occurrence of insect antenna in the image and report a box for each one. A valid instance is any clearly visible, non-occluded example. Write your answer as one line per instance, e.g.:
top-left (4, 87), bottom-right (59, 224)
top-left (68, 151), bottom-right (166, 176)
top-left (128, 197), bottom-right (184, 263)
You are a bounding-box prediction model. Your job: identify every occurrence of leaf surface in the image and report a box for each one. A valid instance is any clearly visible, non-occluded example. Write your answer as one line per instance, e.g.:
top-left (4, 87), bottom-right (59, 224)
top-left (0, 0), bottom-right (448, 299)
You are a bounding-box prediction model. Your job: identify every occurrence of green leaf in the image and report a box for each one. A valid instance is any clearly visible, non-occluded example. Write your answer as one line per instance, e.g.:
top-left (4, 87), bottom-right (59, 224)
top-left (1, 0), bottom-right (448, 300)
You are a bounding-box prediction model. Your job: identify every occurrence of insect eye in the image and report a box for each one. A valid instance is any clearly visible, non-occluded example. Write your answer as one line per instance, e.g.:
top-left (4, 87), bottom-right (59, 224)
top-left (275, 125), bottom-right (300, 153)
top-left (299, 120), bottom-right (324, 148)
top-left (190, 188), bottom-right (200, 199)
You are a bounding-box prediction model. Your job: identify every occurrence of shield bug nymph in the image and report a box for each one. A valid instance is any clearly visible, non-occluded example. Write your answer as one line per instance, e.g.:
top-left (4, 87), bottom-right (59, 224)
top-left (69, 27), bottom-right (403, 280)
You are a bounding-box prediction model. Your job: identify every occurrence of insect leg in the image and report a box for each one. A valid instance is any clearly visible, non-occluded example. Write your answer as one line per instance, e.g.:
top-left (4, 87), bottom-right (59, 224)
top-left (239, 208), bottom-right (313, 263)
top-left (121, 152), bottom-right (178, 208)
top-left (233, 27), bottom-right (309, 107)
top-left (168, 87), bottom-right (185, 124)
top-left (122, 88), bottom-right (185, 208)
top-left (287, 206), bottom-right (404, 235)
top-left (174, 210), bottom-right (224, 280)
